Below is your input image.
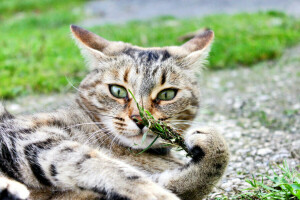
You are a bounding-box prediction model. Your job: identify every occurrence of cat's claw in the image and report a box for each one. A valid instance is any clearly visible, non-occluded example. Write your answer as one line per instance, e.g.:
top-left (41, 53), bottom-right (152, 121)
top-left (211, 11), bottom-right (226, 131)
top-left (0, 177), bottom-right (30, 200)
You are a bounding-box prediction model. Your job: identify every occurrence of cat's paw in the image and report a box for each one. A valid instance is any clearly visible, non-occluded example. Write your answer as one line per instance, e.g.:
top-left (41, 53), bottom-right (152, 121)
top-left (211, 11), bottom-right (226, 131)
top-left (131, 181), bottom-right (179, 200)
top-left (185, 127), bottom-right (229, 163)
top-left (116, 179), bottom-right (179, 200)
top-left (0, 177), bottom-right (30, 200)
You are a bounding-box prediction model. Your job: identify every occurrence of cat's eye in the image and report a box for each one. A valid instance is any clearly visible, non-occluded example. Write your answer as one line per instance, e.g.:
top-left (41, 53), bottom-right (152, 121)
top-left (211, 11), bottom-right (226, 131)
top-left (157, 89), bottom-right (177, 101)
top-left (109, 85), bottom-right (128, 99)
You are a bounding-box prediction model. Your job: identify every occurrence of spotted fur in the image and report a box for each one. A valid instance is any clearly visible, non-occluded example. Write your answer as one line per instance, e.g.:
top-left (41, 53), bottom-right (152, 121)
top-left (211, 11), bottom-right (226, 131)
top-left (0, 25), bottom-right (229, 200)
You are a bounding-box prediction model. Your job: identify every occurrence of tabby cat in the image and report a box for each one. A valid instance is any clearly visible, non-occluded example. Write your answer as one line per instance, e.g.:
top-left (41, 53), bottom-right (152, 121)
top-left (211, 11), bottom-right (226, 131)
top-left (0, 25), bottom-right (229, 200)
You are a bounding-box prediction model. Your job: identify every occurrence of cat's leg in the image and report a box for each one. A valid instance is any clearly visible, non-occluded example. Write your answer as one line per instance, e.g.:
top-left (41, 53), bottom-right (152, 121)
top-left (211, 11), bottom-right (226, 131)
top-left (1, 128), bottom-right (179, 200)
top-left (152, 127), bottom-right (229, 200)
top-left (29, 140), bottom-right (179, 200)
top-left (0, 176), bottom-right (30, 200)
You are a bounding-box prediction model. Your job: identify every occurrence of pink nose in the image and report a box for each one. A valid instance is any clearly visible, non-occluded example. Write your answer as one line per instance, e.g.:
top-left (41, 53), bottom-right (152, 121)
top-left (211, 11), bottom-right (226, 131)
top-left (130, 115), bottom-right (145, 130)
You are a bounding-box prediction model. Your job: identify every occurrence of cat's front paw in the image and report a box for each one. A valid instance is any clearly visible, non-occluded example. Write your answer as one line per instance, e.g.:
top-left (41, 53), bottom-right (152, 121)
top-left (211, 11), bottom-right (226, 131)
top-left (0, 177), bottom-right (30, 200)
top-left (115, 178), bottom-right (179, 200)
top-left (132, 181), bottom-right (179, 200)
top-left (185, 127), bottom-right (229, 163)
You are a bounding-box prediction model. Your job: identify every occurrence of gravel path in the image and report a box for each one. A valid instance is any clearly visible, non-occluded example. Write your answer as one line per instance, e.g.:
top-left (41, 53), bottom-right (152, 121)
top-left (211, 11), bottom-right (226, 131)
top-left (82, 0), bottom-right (300, 26)
top-left (199, 46), bottom-right (300, 198)
top-left (6, 44), bottom-right (300, 198)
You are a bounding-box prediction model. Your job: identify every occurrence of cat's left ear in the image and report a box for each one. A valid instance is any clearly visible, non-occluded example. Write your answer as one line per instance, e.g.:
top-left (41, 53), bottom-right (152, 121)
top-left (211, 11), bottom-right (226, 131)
top-left (180, 29), bottom-right (214, 67)
top-left (70, 25), bottom-right (125, 69)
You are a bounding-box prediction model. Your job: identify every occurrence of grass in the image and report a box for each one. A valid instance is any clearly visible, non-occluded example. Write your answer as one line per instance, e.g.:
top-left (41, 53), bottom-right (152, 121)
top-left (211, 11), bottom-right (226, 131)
top-left (0, 0), bottom-right (86, 99)
top-left (1, 1), bottom-right (300, 99)
top-left (216, 161), bottom-right (300, 200)
top-left (92, 12), bottom-right (300, 69)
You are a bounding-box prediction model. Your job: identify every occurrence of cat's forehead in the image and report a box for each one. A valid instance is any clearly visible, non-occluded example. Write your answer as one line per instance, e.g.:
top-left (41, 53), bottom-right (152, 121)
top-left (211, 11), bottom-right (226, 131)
top-left (122, 47), bottom-right (171, 66)
top-left (120, 47), bottom-right (182, 82)
top-left (89, 48), bottom-right (185, 96)
top-left (115, 50), bottom-right (184, 95)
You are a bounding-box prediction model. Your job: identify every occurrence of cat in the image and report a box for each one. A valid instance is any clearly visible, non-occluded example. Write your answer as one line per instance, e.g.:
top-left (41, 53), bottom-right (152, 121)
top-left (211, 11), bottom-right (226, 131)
top-left (0, 25), bottom-right (229, 200)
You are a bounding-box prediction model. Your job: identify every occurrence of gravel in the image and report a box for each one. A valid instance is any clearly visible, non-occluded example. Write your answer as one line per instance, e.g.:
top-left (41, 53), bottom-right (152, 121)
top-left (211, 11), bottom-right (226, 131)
top-left (198, 45), bottom-right (300, 198)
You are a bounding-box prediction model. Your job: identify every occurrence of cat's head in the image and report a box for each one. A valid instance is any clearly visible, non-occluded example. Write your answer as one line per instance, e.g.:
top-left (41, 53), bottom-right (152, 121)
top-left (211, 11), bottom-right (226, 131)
top-left (71, 25), bottom-right (213, 149)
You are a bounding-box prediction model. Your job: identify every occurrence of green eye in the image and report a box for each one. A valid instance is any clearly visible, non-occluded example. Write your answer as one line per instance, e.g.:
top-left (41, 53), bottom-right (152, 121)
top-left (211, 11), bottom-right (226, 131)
top-left (109, 85), bottom-right (128, 98)
top-left (157, 89), bottom-right (177, 101)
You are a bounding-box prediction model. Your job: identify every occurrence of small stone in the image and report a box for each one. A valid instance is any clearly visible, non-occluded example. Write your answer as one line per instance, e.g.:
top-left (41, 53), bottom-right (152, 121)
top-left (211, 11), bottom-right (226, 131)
top-left (257, 148), bottom-right (273, 156)
top-left (8, 104), bottom-right (21, 111)
top-left (221, 182), bottom-right (233, 192)
top-left (291, 140), bottom-right (300, 159)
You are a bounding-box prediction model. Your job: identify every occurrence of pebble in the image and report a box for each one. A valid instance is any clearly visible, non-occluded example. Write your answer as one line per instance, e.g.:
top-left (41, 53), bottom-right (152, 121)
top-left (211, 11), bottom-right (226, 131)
top-left (291, 140), bottom-right (300, 159)
top-left (257, 148), bottom-right (273, 156)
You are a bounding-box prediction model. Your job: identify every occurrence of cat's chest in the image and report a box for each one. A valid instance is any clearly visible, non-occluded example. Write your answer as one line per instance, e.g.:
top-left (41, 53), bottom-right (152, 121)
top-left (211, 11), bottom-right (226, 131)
top-left (109, 148), bottom-right (185, 174)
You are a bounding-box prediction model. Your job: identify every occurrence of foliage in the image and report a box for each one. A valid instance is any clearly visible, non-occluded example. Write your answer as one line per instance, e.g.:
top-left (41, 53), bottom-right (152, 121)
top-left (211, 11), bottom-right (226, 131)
top-left (0, 0), bottom-right (86, 99)
top-left (216, 161), bottom-right (300, 200)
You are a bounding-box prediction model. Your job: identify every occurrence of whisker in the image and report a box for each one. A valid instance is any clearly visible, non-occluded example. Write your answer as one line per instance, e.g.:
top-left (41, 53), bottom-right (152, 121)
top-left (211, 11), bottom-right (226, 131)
top-left (83, 129), bottom-right (104, 145)
top-left (66, 77), bottom-right (83, 93)
top-left (109, 135), bottom-right (119, 152)
top-left (167, 120), bottom-right (198, 124)
top-left (65, 122), bottom-right (107, 130)
top-left (99, 134), bottom-right (113, 146)
top-left (81, 109), bottom-right (117, 119)
top-left (83, 125), bottom-right (114, 145)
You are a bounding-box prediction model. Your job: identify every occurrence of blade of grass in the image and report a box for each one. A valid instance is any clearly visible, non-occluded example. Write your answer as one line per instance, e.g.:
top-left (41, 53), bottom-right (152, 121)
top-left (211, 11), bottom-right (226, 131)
top-left (137, 136), bottom-right (159, 155)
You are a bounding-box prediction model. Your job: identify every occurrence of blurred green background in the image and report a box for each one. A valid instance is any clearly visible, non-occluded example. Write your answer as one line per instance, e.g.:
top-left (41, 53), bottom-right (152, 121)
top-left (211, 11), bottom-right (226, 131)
top-left (1, 0), bottom-right (300, 99)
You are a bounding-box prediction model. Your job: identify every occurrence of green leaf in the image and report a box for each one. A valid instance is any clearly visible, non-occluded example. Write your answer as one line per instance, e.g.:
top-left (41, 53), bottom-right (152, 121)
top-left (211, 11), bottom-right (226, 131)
top-left (128, 89), bottom-right (137, 103)
top-left (137, 136), bottom-right (159, 155)
top-left (141, 131), bottom-right (148, 144)
top-left (290, 183), bottom-right (300, 190)
top-left (145, 110), bottom-right (154, 119)
top-left (257, 181), bottom-right (279, 192)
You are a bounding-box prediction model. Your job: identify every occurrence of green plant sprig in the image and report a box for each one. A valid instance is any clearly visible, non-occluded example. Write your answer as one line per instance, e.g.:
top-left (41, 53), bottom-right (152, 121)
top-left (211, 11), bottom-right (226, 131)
top-left (128, 89), bottom-right (191, 156)
top-left (218, 161), bottom-right (300, 200)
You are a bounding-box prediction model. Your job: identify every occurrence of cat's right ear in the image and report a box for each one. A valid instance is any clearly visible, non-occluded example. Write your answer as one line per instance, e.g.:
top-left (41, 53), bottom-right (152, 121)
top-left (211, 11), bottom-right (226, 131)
top-left (178, 29), bottom-right (214, 70)
top-left (70, 25), bottom-right (124, 69)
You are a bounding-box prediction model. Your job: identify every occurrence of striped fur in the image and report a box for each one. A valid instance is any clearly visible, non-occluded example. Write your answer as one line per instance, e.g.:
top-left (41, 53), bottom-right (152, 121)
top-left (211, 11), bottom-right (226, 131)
top-left (0, 104), bottom-right (13, 121)
top-left (0, 26), bottom-right (229, 200)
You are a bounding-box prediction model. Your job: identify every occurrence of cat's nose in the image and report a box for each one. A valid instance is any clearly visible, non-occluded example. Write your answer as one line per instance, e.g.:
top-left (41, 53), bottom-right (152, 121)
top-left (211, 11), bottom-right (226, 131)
top-left (130, 115), bottom-right (145, 130)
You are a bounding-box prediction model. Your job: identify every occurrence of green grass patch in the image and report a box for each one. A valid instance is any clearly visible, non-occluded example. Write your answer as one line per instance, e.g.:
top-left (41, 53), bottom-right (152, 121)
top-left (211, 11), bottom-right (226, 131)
top-left (217, 161), bottom-right (300, 200)
top-left (1, 2), bottom-right (300, 99)
top-left (0, 0), bottom-right (86, 99)
top-left (91, 12), bottom-right (300, 68)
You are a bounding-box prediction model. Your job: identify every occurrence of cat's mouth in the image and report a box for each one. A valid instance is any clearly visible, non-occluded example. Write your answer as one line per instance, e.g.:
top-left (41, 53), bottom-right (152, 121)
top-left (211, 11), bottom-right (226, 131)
top-left (127, 133), bottom-right (143, 139)
top-left (126, 127), bottom-right (157, 141)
